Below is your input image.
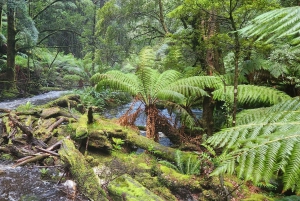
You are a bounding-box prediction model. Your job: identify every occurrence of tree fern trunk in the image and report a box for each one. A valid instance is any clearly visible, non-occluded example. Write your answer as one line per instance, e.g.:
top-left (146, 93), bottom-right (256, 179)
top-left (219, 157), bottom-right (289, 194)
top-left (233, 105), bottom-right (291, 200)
top-left (145, 104), bottom-right (159, 142)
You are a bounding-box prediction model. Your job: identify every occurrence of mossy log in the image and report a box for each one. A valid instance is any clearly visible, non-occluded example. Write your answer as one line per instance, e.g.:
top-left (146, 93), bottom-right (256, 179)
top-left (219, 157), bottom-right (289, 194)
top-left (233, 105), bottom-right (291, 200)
top-left (44, 94), bottom-right (81, 108)
top-left (107, 174), bottom-right (165, 201)
top-left (58, 139), bottom-right (108, 201)
top-left (126, 133), bottom-right (197, 163)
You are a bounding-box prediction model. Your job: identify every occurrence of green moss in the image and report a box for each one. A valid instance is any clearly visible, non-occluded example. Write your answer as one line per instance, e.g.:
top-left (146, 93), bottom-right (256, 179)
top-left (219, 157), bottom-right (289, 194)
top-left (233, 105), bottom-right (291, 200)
top-left (0, 153), bottom-right (13, 160)
top-left (59, 139), bottom-right (108, 201)
top-left (108, 174), bottom-right (164, 201)
top-left (243, 194), bottom-right (275, 201)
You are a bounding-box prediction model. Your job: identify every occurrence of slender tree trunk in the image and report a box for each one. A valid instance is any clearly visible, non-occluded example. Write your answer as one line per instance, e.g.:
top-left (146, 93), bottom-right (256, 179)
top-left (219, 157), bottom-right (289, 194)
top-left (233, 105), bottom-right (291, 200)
top-left (6, 3), bottom-right (16, 89)
top-left (91, 2), bottom-right (97, 75)
top-left (157, 0), bottom-right (169, 34)
top-left (145, 104), bottom-right (159, 142)
top-left (229, 1), bottom-right (240, 127)
top-left (0, 4), bottom-right (2, 33)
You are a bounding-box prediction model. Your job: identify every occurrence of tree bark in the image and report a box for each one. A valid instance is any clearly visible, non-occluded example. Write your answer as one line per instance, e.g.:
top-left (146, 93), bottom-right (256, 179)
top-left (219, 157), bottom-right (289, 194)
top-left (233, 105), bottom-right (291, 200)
top-left (157, 0), bottom-right (169, 34)
top-left (145, 104), bottom-right (159, 142)
top-left (6, 4), bottom-right (16, 89)
top-left (229, 0), bottom-right (240, 127)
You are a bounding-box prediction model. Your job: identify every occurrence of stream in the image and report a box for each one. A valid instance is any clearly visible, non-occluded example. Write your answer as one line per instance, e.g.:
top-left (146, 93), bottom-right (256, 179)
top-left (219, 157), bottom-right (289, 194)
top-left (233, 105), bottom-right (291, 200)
top-left (0, 91), bottom-right (89, 201)
top-left (0, 91), bottom-right (202, 200)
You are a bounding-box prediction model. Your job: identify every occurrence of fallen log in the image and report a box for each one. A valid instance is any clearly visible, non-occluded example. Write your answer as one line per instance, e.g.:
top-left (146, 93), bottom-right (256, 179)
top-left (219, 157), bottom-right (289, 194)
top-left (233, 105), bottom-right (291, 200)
top-left (0, 108), bottom-right (10, 113)
top-left (126, 133), bottom-right (198, 163)
top-left (58, 139), bottom-right (108, 201)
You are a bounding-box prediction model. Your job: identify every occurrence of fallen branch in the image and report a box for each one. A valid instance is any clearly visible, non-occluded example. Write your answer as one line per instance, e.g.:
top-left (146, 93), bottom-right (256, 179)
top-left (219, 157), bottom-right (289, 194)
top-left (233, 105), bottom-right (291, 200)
top-left (36, 146), bottom-right (59, 156)
top-left (47, 117), bottom-right (68, 132)
top-left (13, 153), bottom-right (50, 167)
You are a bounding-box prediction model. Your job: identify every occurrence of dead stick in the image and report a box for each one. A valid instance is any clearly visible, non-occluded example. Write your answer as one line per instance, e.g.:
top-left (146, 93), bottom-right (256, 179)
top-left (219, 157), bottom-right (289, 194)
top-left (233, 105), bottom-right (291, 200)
top-left (36, 147), bottom-right (59, 156)
top-left (15, 155), bottom-right (34, 163)
top-left (48, 117), bottom-right (67, 132)
top-left (13, 153), bottom-right (49, 167)
top-left (46, 140), bottom-right (62, 151)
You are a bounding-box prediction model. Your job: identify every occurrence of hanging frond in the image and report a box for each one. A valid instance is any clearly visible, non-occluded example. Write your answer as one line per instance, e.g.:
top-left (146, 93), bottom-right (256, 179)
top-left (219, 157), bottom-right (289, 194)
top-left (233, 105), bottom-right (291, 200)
top-left (207, 97), bottom-right (300, 193)
top-left (213, 85), bottom-right (291, 106)
top-left (239, 7), bottom-right (300, 46)
top-left (91, 71), bottom-right (140, 96)
top-left (167, 76), bottom-right (223, 97)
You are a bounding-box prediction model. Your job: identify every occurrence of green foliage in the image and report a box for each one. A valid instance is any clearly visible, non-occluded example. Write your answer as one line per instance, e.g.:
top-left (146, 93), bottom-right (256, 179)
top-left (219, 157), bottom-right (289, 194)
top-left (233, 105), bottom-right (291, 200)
top-left (159, 150), bottom-right (201, 175)
top-left (207, 97), bottom-right (300, 194)
top-left (74, 86), bottom-right (131, 109)
top-left (16, 101), bottom-right (34, 111)
top-left (276, 196), bottom-right (300, 201)
top-left (112, 138), bottom-right (125, 150)
top-left (213, 85), bottom-right (291, 107)
top-left (239, 6), bottom-right (300, 47)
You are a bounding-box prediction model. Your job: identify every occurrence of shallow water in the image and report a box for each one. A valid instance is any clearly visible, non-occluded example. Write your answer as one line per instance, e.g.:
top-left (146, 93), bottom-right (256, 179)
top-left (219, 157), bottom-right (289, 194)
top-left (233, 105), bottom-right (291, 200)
top-left (0, 91), bottom-right (70, 110)
top-left (0, 162), bottom-right (88, 201)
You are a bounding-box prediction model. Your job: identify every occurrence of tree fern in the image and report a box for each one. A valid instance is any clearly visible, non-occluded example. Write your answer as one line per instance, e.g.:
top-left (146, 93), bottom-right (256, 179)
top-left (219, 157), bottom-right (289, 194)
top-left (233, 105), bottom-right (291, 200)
top-left (239, 6), bottom-right (300, 46)
top-left (207, 97), bottom-right (300, 193)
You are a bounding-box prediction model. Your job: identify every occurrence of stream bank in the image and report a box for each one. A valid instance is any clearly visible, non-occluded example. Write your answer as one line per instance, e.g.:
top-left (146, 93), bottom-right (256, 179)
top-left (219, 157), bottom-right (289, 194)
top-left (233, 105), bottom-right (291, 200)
top-left (0, 93), bottom-right (287, 201)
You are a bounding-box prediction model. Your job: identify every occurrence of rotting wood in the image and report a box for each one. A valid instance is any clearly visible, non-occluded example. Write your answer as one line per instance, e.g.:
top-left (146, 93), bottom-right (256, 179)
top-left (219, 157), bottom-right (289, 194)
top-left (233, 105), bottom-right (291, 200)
top-left (47, 117), bottom-right (68, 132)
top-left (59, 139), bottom-right (108, 201)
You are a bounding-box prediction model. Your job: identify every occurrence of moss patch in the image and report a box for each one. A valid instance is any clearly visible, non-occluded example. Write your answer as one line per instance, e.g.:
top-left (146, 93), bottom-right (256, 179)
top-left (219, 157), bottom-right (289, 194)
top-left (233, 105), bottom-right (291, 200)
top-left (107, 174), bottom-right (164, 201)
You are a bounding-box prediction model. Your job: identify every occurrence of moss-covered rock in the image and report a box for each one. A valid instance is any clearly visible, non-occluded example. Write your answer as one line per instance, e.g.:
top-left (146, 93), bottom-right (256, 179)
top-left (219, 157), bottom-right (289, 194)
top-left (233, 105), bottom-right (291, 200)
top-left (107, 174), bottom-right (165, 201)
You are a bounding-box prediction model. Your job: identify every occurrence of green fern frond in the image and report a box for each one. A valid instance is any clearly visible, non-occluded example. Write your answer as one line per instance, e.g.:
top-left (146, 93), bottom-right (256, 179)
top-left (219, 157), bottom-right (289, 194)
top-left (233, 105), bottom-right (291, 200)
top-left (208, 98), bottom-right (300, 193)
top-left (91, 71), bottom-right (140, 96)
top-left (240, 7), bottom-right (300, 46)
top-left (213, 85), bottom-right (291, 106)
top-left (175, 150), bottom-right (184, 173)
top-left (158, 160), bottom-right (180, 172)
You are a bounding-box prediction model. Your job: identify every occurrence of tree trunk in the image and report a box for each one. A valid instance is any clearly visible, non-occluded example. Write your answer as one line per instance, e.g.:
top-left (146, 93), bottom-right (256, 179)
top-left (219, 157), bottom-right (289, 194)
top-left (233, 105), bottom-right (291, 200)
top-left (200, 93), bottom-right (215, 136)
top-left (157, 0), bottom-right (169, 34)
top-left (229, 5), bottom-right (240, 127)
top-left (145, 104), bottom-right (159, 142)
top-left (6, 4), bottom-right (16, 89)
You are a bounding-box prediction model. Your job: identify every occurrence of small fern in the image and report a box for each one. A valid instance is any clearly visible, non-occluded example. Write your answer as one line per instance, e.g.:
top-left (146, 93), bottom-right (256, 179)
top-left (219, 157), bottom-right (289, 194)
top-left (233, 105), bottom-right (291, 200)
top-left (159, 150), bottom-right (201, 175)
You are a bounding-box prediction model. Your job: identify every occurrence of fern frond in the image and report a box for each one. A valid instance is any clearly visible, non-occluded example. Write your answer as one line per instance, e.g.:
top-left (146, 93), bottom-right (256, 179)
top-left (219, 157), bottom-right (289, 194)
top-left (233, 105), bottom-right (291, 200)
top-left (175, 150), bottom-right (184, 173)
top-left (91, 71), bottom-right (140, 96)
top-left (213, 85), bottom-right (291, 106)
top-left (207, 98), bottom-right (300, 193)
top-left (158, 161), bottom-right (180, 172)
top-left (240, 7), bottom-right (300, 46)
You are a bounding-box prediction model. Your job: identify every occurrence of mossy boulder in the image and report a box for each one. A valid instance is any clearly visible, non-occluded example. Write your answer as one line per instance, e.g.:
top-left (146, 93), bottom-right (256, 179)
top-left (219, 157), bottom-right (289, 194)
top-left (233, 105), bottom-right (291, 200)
top-left (107, 174), bottom-right (165, 201)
